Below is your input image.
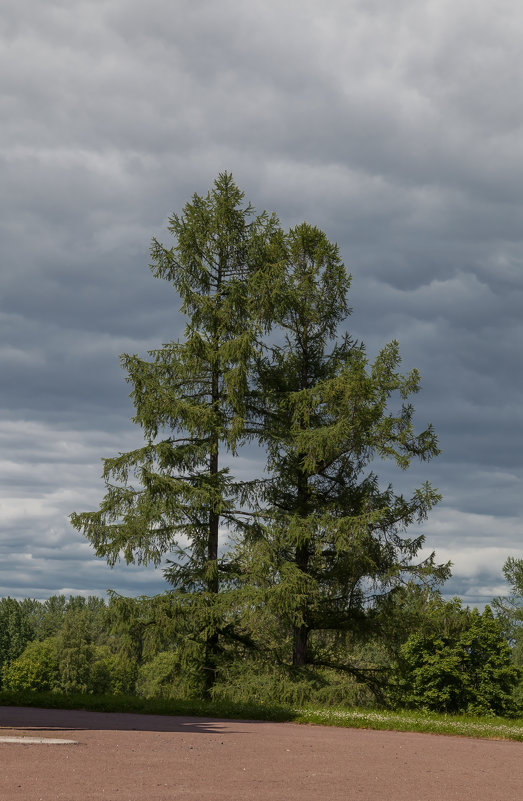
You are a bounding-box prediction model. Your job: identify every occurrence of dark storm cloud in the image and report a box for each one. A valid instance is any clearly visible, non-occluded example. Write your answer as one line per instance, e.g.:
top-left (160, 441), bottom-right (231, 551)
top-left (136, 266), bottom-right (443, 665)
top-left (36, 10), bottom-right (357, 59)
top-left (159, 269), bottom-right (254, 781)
top-left (1, 0), bottom-right (522, 602)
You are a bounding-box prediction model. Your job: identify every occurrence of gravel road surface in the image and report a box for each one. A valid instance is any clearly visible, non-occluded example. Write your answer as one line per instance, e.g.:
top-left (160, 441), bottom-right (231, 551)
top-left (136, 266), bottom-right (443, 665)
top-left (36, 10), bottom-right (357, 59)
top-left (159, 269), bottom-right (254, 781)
top-left (1, 706), bottom-right (521, 801)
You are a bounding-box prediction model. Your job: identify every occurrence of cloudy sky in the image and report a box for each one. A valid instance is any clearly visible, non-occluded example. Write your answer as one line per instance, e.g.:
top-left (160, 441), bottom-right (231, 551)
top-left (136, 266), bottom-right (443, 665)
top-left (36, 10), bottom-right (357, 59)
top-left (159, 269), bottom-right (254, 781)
top-left (1, 0), bottom-right (522, 606)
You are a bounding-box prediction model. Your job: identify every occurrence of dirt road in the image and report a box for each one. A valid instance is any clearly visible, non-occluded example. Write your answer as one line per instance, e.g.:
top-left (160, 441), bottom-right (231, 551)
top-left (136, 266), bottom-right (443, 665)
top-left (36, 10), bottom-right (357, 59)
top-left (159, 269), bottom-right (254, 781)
top-left (1, 706), bottom-right (521, 800)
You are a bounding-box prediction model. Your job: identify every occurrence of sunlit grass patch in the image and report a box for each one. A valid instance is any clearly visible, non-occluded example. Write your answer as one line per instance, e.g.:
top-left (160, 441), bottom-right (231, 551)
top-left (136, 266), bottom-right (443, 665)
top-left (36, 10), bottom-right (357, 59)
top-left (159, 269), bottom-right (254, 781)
top-left (292, 706), bottom-right (523, 741)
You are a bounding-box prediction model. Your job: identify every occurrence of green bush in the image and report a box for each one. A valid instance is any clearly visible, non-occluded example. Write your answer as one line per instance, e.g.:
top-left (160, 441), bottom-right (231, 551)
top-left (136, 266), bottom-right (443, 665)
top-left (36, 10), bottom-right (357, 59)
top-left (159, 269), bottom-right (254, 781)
top-left (211, 658), bottom-right (375, 708)
top-left (2, 638), bottom-right (59, 693)
top-left (96, 652), bottom-right (138, 695)
top-left (136, 652), bottom-right (182, 699)
top-left (0, 598), bottom-right (38, 685)
top-left (395, 606), bottom-right (520, 715)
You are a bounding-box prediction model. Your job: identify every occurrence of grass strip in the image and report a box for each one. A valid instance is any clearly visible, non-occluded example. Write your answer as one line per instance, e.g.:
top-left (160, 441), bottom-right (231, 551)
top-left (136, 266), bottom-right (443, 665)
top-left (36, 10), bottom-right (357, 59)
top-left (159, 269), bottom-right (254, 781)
top-left (1, 691), bottom-right (522, 742)
top-left (0, 690), bottom-right (292, 723)
top-left (292, 706), bottom-right (523, 741)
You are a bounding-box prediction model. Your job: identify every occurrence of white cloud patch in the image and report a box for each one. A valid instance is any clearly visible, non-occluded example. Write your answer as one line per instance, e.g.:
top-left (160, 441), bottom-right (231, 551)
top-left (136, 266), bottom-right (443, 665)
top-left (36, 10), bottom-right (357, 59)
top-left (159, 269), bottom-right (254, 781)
top-left (419, 506), bottom-right (523, 603)
top-left (0, 418), bottom-right (169, 598)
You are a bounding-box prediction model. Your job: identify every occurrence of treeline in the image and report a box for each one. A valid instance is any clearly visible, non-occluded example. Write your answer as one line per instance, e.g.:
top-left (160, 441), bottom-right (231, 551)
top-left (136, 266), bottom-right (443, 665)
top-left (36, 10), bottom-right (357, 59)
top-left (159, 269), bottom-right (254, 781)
top-left (1, 560), bottom-right (521, 716)
top-left (0, 595), bottom-right (136, 697)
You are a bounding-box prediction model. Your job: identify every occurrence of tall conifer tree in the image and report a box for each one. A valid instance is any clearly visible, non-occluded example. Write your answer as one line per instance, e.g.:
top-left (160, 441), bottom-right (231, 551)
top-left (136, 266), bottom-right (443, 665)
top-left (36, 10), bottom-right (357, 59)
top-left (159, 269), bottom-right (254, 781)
top-left (246, 223), bottom-right (446, 680)
top-left (71, 173), bottom-right (281, 694)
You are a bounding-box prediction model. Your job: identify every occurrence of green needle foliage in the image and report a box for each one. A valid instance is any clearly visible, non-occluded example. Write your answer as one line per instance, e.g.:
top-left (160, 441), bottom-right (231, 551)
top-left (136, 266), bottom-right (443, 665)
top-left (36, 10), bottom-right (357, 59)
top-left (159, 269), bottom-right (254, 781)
top-left (240, 223), bottom-right (448, 692)
top-left (71, 173), bottom-right (282, 695)
top-left (71, 176), bottom-right (447, 701)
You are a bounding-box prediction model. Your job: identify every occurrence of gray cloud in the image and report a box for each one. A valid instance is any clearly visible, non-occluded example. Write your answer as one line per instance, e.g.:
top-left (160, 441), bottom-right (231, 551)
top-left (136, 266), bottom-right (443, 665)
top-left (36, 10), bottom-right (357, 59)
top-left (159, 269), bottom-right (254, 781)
top-left (1, 0), bottom-right (522, 603)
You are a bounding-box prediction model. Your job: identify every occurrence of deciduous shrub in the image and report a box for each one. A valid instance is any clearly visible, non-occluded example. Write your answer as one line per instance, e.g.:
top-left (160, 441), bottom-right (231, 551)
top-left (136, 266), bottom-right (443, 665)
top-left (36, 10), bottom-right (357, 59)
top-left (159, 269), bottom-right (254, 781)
top-left (395, 606), bottom-right (520, 715)
top-left (2, 638), bottom-right (59, 693)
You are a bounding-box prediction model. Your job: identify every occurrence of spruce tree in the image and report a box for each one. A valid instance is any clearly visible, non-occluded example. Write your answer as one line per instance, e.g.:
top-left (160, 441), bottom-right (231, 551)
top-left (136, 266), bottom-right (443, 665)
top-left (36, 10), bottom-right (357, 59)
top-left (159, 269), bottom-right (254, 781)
top-left (71, 173), bottom-right (281, 695)
top-left (245, 223), bottom-right (446, 685)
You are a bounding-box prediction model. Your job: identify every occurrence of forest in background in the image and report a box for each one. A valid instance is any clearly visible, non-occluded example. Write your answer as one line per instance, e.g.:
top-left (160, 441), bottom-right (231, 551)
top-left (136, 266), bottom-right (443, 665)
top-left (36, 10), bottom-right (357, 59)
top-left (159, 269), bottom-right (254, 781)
top-left (0, 560), bottom-right (521, 715)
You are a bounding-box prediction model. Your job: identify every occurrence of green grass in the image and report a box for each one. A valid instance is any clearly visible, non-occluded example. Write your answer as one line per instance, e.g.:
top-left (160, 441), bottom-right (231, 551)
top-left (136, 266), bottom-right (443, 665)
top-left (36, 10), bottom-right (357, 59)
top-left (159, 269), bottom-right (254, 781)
top-left (1, 690), bottom-right (522, 742)
top-left (0, 690), bottom-right (292, 723)
top-left (293, 706), bottom-right (523, 741)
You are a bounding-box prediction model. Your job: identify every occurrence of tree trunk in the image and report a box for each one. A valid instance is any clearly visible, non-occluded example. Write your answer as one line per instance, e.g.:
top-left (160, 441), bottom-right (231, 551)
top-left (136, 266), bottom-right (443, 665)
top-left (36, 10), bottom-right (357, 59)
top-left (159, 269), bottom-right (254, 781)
top-left (208, 448), bottom-right (219, 593)
top-left (292, 624), bottom-right (309, 667)
top-left (204, 361), bottom-right (220, 697)
top-left (292, 531), bottom-right (310, 666)
top-left (203, 630), bottom-right (218, 698)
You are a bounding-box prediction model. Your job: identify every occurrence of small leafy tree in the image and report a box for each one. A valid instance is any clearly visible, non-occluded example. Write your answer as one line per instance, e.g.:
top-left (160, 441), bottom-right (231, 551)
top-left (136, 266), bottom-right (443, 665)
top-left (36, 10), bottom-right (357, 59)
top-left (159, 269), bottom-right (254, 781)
top-left (493, 557), bottom-right (523, 650)
top-left (89, 648), bottom-right (138, 695)
top-left (0, 598), bottom-right (38, 686)
top-left (395, 604), bottom-right (520, 715)
top-left (70, 174), bottom-right (282, 695)
top-left (493, 556), bottom-right (523, 706)
top-left (32, 595), bottom-right (68, 640)
top-left (2, 638), bottom-right (60, 693)
top-left (56, 605), bottom-right (95, 694)
top-left (136, 652), bottom-right (182, 699)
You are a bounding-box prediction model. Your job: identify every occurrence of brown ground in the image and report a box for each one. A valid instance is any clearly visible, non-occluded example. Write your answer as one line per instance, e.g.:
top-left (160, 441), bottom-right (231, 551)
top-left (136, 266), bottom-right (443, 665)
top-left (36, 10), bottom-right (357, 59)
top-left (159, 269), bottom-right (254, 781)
top-left (0, 706), bottom-right (521, 801)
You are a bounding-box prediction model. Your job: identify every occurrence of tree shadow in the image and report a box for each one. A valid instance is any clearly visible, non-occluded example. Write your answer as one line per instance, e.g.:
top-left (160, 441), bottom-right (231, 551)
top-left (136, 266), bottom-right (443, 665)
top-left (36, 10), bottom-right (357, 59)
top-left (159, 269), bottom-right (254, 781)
top-left (0, 705), bottom-right (277, 734)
